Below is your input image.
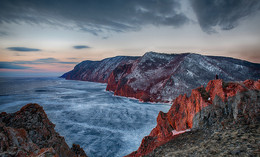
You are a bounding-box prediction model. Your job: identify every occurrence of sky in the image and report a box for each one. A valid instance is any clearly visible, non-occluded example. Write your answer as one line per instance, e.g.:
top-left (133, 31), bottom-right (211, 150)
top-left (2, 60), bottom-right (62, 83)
top-left (0, 0), bottom-right (260, 77)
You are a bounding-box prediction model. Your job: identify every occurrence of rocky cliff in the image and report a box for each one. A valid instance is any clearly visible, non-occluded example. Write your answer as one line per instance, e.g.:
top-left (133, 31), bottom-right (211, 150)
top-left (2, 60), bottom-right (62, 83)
top-left (0, 103), bottom-right (87, 157)
top-left (62, 52), bottom-right (259, 103)
top-left (106, 52), bottom-right (260, 103)
top-left (61, 56), bottom-right (139, 83)
top-left (126, 79), bottom-right (260, 156)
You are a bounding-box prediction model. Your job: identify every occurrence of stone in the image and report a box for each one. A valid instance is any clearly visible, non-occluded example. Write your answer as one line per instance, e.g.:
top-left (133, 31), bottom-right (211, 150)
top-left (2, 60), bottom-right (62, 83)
top-left (0, 103), bottom-right (88, 157)
top-left (125, 79), bottom-right (260, 156)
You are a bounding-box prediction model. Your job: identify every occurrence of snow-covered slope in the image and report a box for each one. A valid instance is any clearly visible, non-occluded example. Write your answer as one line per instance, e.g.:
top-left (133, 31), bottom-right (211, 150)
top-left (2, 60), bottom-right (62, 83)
top-left (61, 56), bottom-right (139, 83)
top-left (106, 52), bottom-right (260, 102)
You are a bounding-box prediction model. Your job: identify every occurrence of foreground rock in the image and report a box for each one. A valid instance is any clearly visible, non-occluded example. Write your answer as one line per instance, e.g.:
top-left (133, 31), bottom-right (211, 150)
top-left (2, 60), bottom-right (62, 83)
top-left (127, 79), bottom-right (260, 156)
top-left (146, 122), bottom-right (259, 156)
top-left (0, 103), bottom-right (87, 157)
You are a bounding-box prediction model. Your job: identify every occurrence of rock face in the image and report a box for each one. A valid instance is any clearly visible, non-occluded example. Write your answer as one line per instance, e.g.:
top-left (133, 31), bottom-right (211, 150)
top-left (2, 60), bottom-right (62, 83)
top-left (0, 103), bottom-right (87, 157)
top-left (106, 52), bottom-right (260, 103)
top-left (62, 52), bottom-right (259, 103)
top-left (146, 120), bottom-right (259, 156)
top-left (126, 79), bottom-right (260, 156)
top-left (61, 56), bottom-right (139, 83)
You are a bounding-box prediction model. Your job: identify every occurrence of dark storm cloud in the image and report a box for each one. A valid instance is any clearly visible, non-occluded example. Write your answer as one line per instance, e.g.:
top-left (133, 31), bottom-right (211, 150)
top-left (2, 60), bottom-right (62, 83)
top-left (7, 47), bottom-right (41, 52)
top-left (73, 45), bottom-right (90, 49)
top-left (13, 58), bottom-right (78, 64)
top-left (191, 0), bottom-right (260, 33)
top-left (0, 62), bottom-right (31, 69)
top-left (0, 0), bottom-right (189, 35)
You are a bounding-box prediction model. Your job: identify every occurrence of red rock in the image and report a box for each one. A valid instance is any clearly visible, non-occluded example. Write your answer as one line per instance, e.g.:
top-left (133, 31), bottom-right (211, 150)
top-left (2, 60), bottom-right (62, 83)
top-left (243, 79), bottom-right (260, 89)
top-left (126, 79), bottom-right (260, 157)
top-left (206, 79), bottom-right (225, 101)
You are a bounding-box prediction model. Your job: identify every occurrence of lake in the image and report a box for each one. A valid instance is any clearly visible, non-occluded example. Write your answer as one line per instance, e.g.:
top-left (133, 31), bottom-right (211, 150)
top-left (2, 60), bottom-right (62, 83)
top-left (0, 77), bottom-right (170, 157)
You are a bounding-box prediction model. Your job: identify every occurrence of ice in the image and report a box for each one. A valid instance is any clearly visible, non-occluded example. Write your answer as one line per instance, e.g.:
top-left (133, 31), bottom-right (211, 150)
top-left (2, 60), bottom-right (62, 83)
top-left (0, 77), bottom-right (170, 157)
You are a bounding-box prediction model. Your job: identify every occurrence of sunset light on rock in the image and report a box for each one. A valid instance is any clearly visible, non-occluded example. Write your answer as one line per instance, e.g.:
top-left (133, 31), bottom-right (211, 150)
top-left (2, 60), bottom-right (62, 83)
top-left (0, 1), bottom-right (259, 157)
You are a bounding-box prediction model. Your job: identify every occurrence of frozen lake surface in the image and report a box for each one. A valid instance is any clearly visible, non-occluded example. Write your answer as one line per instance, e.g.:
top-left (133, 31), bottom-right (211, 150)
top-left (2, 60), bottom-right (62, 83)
top-left (0, 77), bottom-right (170, 157)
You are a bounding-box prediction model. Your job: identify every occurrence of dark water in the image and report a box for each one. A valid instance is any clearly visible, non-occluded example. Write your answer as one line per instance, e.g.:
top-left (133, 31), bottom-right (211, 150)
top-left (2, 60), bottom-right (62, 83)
top-left (0, 77), bottom-right (170, 157)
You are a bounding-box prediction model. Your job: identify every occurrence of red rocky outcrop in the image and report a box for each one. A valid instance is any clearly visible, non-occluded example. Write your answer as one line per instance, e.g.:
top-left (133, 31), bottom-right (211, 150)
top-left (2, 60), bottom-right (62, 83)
top-left (0, 103), bottom-right (87, 157)
top-left (126, 79), bottom-right (260, 157)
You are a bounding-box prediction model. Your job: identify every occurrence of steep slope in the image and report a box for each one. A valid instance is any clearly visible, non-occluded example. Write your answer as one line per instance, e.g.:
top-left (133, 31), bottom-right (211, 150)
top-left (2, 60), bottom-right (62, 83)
top-left (0, 103), bottom-right (87, 157)
top-left (106, 52), bottom-right (260, 102)
top-left (146, 118), bottom-right (259, 156)
top-left (126, 79), bottom-right (260, 156)
top-left (61, 56), bottom-right (139, 83)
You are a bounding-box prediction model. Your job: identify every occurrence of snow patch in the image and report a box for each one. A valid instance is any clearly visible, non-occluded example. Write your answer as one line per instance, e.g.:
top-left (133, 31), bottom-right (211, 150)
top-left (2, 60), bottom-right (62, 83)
top-left (186, 70), bottom-right (194, 77)
top-left (172, 129), bottom-right (191, 136)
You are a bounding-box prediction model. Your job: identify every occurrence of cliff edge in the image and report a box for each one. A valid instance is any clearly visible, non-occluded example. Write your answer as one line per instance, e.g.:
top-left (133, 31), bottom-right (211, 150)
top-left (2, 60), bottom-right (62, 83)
top-left (0, 103), bottom-right (87, 157)
top-left (107, 52), bottom-right (260, 103)
top-left (62, 52), bottom-right (260, 103)
top-left (127, 79), bottom-right (260, 156)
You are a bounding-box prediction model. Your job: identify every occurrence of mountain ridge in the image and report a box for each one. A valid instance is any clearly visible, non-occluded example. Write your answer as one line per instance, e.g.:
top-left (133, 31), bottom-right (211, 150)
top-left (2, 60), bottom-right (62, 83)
top-left (106, 52), bottom-right (259, 102)
top-left (61, 56), bottom-right (139, 83)
top-left (62, 52), bottom-right (260, 103)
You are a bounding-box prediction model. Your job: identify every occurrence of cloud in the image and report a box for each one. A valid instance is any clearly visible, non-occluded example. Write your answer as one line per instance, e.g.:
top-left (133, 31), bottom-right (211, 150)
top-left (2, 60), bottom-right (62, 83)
top-left (73, 45), bottom-right (90, 49)
top-left (0, 62), bottom-right (31, 69)
top-left (0, 58), bottom-right (77, 69)
top-left (0, 0), bottom-right (189, 35)
top-left (7, 47), bottom-right (41, 52)
top-left (0, 31), bottom-right (8, 36)
top-left (190, 0), bottom-right (260, 33)
top-left (13, 58), bottom-right (78, 64)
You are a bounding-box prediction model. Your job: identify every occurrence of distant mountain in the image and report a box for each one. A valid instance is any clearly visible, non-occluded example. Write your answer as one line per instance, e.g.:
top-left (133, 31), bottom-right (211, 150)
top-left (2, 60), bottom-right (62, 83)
top-left (61, 56), bottom-right (139, 83)
top-left (126, 79), bottom-right (260, 156)
top-left (62, 52), bottom-right (260, 102)
top-left (106, 52), bottom-right (260, 102)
